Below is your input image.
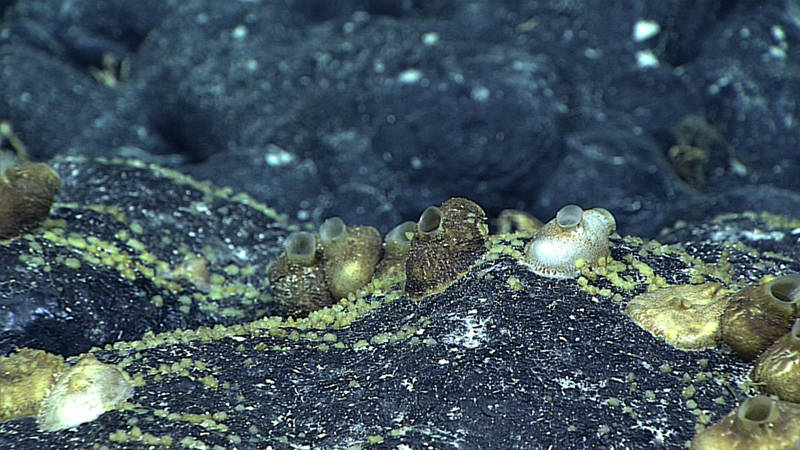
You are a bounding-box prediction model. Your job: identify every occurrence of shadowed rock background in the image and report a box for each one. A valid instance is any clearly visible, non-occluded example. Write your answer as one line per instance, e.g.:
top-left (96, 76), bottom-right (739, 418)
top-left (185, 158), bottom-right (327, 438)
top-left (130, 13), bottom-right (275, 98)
top-left (1, 0), bottom-right (800, 448)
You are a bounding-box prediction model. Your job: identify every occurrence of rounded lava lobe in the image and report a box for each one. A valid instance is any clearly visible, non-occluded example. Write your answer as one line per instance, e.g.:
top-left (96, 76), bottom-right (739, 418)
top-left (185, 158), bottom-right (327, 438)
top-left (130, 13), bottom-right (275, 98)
top-left (751, 318), bottom-right (800, 402)
top-left (524, 205), bottom-right (616, 279)
top-left (0, 162), bottom-right (61, 238)
top-left (624, 282), bottom-right (732, 351)
top-left (692, 396), bottom-right (800, 449)
top-left (405, 197), bottom-right (488, 299)
top-left (720, 274), bottom-right (800, 361)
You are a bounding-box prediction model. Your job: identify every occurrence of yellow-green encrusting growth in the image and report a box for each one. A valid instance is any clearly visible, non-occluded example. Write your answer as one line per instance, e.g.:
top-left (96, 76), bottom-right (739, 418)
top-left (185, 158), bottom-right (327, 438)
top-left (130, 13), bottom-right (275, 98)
top-left (624, 282), bottom-right (732, 350)
top-left (0, 348), bottom-right (65, 422)
top-left (9, 159), bottom-right (277, 323)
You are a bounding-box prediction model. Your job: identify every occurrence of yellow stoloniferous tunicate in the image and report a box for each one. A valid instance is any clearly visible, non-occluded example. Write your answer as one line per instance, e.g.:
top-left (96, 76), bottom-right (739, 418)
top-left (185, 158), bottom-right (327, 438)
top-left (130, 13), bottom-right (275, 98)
top-left (405, 197), bottom-right (489, 299)
top-left (0, 348), bottom-right (65, 422)
top-left (524, 204), bottom-right (616, 279)
top-left (37, 354), bottom-right (134, 432)
top-left (623, 282), bottom-right (732, 351)
top-left (692, 396), bottom-right (800, 449)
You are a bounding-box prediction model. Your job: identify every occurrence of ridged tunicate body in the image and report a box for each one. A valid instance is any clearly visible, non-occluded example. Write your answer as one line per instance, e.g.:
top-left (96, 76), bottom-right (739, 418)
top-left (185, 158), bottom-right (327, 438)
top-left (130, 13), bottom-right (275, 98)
top-left (405, 197), bottom-right (488, 299)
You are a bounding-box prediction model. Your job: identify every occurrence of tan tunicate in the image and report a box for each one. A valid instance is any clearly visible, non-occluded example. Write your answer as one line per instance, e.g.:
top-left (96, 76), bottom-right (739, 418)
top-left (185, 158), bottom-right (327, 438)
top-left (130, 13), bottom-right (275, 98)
top-left (373, 220), bottom-right (416, 282)
top-left (319, 218), bottom-right (382, 301)
top-left (751, 318), bottom-right (800, 402)
top-left (720, 274), bottom-right (800, 361)
top-left (405, 197), bottom-right (488, 299)
top-left (495, 209), bottom-right (543, 234)
top-left (691, 396), bottom-right (800, 450)
top-left (267, 231), bottom-right (333, 315)
top-left (38, 354), bottom-right (133, 432)
top-left (0, 162), bottom-right (61, 238)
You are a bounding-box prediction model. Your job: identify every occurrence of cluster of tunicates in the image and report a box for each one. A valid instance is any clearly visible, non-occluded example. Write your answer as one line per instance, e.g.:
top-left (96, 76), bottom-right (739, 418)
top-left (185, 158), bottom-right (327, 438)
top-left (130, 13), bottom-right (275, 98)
top-left (267, 197), bottom-right (490, 314)
top-left (718, 276), bottom-right (800, 402)
top-left (267, 219), bottom-right (383, 316)
top-left (686, 275), bottom-right (800, 448)
top-left (267, 216), bottom-right (419, 315)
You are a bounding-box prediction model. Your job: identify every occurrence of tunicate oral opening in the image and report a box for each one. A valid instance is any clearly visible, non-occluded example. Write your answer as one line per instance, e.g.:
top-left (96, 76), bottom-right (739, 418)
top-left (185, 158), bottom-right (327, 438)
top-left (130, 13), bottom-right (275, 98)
top-left (285, 231), bottom-right (317, 265)
top-left (555, 204), bottom-right (583, 228)
top-left (737, 396), bottom-right (778, 428)
top-left (386, 221), bottom-right (416, 245)
top-left (790, 278), bottom-right (800, 303)
top-left (418, 206), bottom-right (443, 235)
top-left (319, 217), bottom-right (346, 244)
top-left (0, 152), bottom-right (20, 175)
top-left (769, 276), bottom-right (800, 311)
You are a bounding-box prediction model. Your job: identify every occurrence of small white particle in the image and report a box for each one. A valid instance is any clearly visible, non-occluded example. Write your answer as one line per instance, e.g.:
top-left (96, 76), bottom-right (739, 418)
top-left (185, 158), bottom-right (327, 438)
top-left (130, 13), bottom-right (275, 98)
top-left (471, 86), bottom-right (490, 102)
top-left (633, 20), bottom-right (660, 42)
top-left (398, 69), bottom-right (423, 84)
top-left (635, 50), bottom-right (659, 68)
top-left (771, 25), bottom-right (786, 43)
top-left (583, 48), bottom-right (601, 59)
top-left (232, 25), bottom-right (248, 40)
top-left (265, 145), bottom-right (295, 167)
top-left (768, 46), bottom-right (786, 60)
top-left (422, 32), bottom-right (440, 46)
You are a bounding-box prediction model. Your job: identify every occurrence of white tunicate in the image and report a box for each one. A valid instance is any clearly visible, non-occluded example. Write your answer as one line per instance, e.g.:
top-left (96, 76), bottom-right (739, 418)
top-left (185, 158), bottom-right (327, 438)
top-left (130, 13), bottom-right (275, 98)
top-left (525, 206), bottom-right (616, 279)
top-left (38, 355), bottom-right (133, 432)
